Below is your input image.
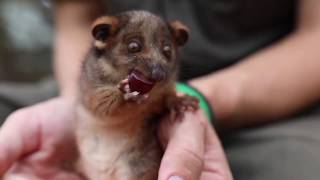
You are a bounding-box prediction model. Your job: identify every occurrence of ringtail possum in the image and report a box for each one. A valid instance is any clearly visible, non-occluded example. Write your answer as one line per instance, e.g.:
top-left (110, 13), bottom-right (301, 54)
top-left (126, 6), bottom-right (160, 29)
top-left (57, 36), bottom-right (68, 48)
top-left (76, 10), bottom-right (199, 180)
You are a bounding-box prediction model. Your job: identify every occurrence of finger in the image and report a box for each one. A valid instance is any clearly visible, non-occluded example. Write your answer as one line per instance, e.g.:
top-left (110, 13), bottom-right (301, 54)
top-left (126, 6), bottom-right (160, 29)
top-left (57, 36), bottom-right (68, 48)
top-left (158, 111), bottom-right (206, 180)
top-left (52, 172), bottom-right (84, 180)
top-left (0, 108), bottom-right (40, 176)
top-left (3, 169), bottom-right (83, 180)
top-left (200, 119), bottom-right (233, 180)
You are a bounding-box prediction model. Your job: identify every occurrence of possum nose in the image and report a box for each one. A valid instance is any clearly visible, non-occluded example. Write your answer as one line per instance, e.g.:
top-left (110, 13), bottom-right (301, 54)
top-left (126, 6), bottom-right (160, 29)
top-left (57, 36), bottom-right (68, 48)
top-left (151, 66), bottom-right (166, 82)
top-left (146, 62), bottom-right (166, 82)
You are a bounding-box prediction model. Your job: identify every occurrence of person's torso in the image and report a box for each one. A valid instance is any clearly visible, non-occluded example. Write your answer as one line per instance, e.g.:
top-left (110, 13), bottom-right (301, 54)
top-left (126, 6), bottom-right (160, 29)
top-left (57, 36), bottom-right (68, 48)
top-left (0, 0), bottom-right (296, 82)
top-left (107, 0), bottom-right (297, 80)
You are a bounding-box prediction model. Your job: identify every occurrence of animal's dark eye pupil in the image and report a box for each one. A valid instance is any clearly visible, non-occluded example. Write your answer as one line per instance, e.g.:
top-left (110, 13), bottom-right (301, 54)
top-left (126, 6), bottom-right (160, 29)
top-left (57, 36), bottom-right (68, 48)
top-left (128, 42), bottom-right (141, 53)
top-left (163, 45), bottom-right (171, 58)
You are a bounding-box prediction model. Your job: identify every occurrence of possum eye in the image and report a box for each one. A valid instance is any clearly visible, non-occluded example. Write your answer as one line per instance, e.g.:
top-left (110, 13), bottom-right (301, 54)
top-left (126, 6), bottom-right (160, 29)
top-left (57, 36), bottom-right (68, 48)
top-left (128, 41), bottom-right (142, 53)
top-left (163, 45), bottom-right (172, 59)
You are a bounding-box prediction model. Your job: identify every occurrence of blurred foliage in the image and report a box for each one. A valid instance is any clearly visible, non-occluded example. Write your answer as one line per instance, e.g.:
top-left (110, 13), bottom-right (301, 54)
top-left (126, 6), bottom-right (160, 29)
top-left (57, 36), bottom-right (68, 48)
top-left (0, 0), bottom-right (53, 82)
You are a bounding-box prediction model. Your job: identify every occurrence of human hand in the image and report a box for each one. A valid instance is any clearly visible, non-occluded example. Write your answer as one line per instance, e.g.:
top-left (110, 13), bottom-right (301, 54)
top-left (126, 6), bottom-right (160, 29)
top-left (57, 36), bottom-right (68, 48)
top-left (0, 97), bottom-right (233, 180)
top-left (158, 110), bottom-right (233, 180)
top-left (0, 97), bottom-right (82, 180)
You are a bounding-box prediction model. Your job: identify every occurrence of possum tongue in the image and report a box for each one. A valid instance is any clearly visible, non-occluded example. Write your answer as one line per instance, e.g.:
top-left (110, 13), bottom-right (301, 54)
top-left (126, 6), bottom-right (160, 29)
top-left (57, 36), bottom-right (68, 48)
top-left (128, 70), bottom-right (155, 95)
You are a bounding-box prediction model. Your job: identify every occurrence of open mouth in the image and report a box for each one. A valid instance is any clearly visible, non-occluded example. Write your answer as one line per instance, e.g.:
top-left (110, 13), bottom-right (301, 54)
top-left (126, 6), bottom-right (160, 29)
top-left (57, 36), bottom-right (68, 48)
top-left (128, 70), bottom-right (156, 95)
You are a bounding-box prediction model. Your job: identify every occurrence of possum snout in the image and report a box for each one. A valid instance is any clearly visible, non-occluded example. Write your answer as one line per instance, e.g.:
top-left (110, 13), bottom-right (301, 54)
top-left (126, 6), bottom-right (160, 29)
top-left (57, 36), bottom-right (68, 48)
top-left (145, 61), bottom-right (167, 82)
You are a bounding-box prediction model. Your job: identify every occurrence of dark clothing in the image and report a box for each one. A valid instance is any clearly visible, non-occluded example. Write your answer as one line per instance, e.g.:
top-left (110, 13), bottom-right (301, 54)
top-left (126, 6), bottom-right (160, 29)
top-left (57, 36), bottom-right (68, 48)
top-left (223, 110), bottom-right (320, 180)
top-left (0, 0), bottom-right (297, 81)
top-left (107, 0), bottom-right (296, 80)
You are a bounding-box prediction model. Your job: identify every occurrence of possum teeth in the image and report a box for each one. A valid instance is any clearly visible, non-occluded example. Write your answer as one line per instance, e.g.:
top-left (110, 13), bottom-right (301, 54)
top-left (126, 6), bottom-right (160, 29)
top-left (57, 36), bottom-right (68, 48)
top-left (124, 91), bottom-right (140, 100)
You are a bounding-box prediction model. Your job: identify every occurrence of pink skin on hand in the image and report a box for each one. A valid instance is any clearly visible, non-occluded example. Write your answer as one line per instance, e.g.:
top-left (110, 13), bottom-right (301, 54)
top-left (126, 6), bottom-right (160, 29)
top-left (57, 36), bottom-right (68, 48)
top-left (0, 98), bottom-right (82, 180)
top-left (0, 98), bottom-right (233, 180)
top-left (158, 110), bottom-right (233, 180)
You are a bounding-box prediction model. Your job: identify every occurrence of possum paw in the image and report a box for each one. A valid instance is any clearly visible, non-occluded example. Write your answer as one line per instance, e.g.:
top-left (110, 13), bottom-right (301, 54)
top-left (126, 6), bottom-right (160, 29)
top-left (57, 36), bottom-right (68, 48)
top-left (117, 78), bottom-right (130, 93)
top-left (169, 94), bottom-right (199, 121)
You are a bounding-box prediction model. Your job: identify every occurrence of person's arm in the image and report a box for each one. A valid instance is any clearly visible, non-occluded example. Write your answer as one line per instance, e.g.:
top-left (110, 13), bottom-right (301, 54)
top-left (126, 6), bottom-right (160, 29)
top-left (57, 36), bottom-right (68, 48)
top-left (190, 0), bottom-right (320, 129)
top-left (53, 0), bottom-right (105, 99)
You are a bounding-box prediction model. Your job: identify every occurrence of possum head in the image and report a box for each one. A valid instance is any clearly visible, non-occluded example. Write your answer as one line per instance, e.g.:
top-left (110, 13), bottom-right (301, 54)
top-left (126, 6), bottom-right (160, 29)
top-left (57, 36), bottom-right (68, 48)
top-left (87, 10), bottom-right (189, 95)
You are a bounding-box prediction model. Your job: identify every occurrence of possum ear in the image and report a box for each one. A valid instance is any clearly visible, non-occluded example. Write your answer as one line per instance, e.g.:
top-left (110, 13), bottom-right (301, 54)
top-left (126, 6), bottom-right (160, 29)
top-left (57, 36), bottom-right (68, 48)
top-left (169, 21), bottom-right (189, 46)
top-left (91, 16), bottom-right (119, 41)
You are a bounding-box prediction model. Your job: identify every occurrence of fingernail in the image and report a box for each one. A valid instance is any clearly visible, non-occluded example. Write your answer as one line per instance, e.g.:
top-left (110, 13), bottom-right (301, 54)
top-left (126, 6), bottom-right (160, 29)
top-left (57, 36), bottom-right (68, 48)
top-left (169, 176), bottom-right (184, 180)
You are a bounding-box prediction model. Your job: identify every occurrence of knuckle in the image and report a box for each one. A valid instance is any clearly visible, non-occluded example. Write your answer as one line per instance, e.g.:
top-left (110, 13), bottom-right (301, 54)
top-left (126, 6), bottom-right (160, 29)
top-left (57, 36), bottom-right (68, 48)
top-left (170, 147), bottom-right (204, 179)
top-left (6, 109), bottom-right (27, 121)
top-left (5, 107), bottom-right (35, 124)
top-left (186, 113), bottom-right (206, 127)
top-left (179, 147), bottom-right (203, 166)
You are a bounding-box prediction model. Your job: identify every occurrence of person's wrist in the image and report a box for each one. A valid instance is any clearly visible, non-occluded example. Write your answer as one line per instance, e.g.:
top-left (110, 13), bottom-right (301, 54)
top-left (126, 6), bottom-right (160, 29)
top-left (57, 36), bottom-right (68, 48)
top-left (188, 72), bottom-right (245, 124)
top-left (59, 89), bottom-right (78, 103)
top-left (56, 80), bottom-right (79, 102)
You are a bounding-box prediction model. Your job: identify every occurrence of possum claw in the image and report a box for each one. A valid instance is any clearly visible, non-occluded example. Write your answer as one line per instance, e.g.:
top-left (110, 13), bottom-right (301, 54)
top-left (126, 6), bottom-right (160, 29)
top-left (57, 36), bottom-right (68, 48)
top-left (169, 95), bottom-right (199, 122)
top-left (117, 78), bottom-right (130, 93)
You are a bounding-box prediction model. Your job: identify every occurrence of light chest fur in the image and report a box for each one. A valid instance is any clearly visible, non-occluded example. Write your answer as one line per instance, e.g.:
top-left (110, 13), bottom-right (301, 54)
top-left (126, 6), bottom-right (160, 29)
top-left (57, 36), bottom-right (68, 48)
top-left (75, 104), bottom-right (162, 180)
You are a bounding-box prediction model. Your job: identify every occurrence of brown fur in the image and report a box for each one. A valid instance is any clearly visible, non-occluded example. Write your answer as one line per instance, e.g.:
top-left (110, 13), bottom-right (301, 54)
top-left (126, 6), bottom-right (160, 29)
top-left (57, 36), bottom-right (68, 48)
top-left (75, 10), bottom-right (195, 180)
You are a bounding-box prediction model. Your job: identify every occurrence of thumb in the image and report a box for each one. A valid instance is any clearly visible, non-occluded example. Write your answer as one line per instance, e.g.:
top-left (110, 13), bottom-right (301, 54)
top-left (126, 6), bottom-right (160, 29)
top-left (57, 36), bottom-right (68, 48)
top-left (0, 108), bottom-right (40, 176)
top-left (158, 111), bottom-right (206, 180)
